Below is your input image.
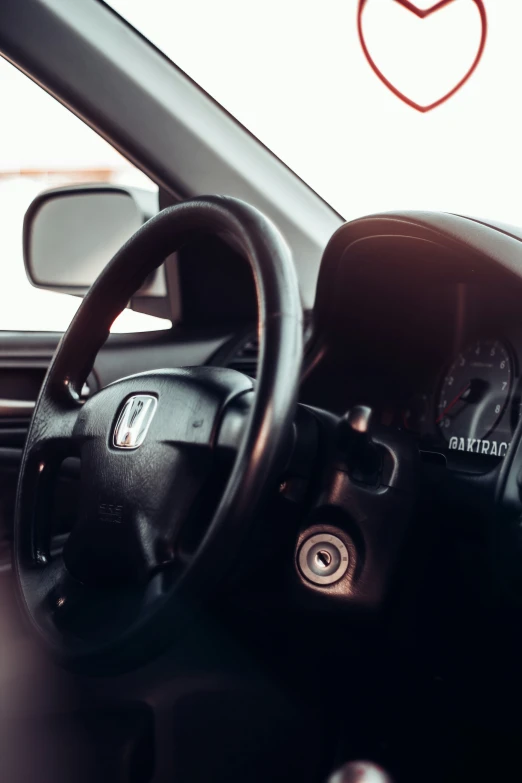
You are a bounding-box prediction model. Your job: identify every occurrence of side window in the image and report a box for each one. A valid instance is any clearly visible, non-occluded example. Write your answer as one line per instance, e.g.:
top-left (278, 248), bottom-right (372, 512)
top-left (0, 57), bottom-right (170, 333)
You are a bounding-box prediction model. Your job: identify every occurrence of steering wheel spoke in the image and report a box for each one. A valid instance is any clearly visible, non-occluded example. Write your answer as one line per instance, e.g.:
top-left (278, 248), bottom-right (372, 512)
top-left (26, 554), bottom-right (177, 663)
top-left (215, 390), bottom-right (254, 457)
top-left (16, 396), bottom-right (82, 568)
top-left (27, 399), bottom-right (81, 459)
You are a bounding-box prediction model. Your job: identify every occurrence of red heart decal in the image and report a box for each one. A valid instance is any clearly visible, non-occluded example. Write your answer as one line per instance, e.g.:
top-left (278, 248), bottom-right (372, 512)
top-left (358, 0), bottom-right (487, 112)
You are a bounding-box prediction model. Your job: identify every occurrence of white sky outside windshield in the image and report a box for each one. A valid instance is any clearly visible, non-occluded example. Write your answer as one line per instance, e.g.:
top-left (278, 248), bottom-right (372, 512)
top-left (106, 0), bottom-right (522, 225)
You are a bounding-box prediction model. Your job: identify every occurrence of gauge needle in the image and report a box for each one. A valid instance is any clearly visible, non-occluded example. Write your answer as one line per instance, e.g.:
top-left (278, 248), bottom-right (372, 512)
top-left (437, 382), bottom-right (471, 424)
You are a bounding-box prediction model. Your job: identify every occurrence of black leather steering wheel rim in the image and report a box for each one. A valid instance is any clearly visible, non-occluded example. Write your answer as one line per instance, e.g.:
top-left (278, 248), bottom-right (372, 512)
top-left (13, 195), bottom-right (302, 672)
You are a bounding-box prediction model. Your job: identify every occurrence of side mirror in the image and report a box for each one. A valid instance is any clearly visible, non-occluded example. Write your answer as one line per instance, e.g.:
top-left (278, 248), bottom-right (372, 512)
top-left (23, 184), bottom-right (166, 299)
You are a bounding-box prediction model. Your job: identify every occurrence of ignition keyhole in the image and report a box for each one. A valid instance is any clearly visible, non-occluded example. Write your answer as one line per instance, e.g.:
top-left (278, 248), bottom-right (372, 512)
top-left (314, 550), bottom-right (332, 569)
top-left (298, 533), bottom-right (350, 585)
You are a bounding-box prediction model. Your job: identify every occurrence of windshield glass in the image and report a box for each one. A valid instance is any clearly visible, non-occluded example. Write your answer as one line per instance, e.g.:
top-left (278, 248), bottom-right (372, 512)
top-left (105, 0), bottom-right (519, 225)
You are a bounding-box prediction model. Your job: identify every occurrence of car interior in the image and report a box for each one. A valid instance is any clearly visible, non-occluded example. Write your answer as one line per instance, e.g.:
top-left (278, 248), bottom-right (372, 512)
top-left (0, 1), bottom-right (521, 782)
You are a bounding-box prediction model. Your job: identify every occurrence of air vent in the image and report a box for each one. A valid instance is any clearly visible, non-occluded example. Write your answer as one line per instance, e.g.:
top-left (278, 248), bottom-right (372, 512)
top-left (225, 313), bottom-right (312, 379)
top-left (227, 335), bottom-right (260, 378)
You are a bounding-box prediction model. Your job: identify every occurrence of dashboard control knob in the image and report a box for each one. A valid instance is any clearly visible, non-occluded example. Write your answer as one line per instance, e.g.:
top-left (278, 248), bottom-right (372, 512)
top-left (298, 533), bottom-right (349, 585)
top-left (328, 761), bottom-right (393, 783)
top-left (341, 404), bottom-right (373, 436)
top-left (338, 405), bottom-right (381, 481)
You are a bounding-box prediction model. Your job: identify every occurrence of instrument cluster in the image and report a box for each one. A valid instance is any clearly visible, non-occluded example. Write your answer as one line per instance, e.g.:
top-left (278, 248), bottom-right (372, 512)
top-left (308, 209), bottom-right (522, 469)
top-left (403, 336), bottom-right (520, 461)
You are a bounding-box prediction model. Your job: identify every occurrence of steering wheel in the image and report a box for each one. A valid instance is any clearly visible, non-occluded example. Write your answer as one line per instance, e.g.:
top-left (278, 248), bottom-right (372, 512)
top-left (13, 196), bottom-right (302, 672)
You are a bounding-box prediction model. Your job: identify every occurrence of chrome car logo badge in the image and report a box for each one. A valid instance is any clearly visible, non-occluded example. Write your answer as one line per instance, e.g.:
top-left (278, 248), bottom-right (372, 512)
top-left (113, 395), bottom-right (157, 449)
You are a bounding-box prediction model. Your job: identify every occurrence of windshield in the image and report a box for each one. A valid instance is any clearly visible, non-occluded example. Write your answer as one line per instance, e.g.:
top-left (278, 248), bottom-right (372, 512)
top-left (105, 0), bottom-right (519, 225)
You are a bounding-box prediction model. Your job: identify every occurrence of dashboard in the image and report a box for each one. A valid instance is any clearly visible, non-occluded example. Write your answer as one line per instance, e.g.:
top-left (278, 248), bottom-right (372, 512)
top-left (301, 212), bottom-right (522, 473)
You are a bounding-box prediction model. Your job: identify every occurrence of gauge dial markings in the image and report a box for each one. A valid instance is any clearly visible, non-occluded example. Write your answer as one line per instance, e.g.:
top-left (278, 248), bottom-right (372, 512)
top-left (437, 339), bottom-right (512, 443)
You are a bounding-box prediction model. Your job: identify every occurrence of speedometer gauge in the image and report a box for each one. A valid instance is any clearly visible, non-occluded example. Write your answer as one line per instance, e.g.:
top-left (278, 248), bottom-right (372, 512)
top-left (437, 340), bottom-right (512, 450)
